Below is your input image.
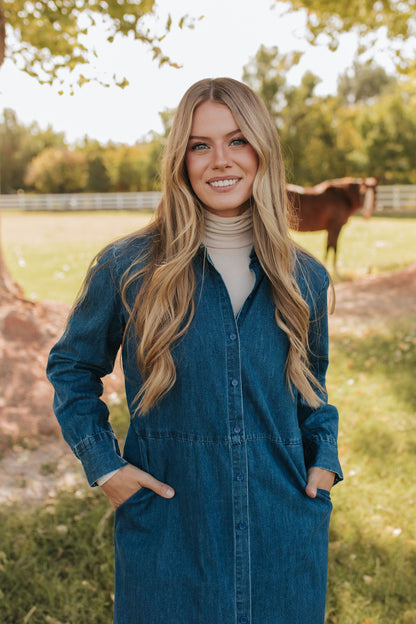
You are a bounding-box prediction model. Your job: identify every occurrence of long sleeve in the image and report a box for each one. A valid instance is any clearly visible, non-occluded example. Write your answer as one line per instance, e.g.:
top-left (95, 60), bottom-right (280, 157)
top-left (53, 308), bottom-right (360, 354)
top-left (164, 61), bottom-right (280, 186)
top-left (297, 272), bottom-right (343, 484)
top-left (46, 248), bottom-right (129, 486)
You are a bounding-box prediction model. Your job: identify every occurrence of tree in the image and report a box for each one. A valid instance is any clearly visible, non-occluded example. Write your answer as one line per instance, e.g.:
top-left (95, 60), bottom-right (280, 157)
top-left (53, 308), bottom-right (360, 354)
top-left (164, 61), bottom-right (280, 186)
top-left (274, 0), bottom-right (416, 72)
top-left (352, 84), bottom-right (416, 183)
top-left (243, 45), bottom-right (416, 186)
top-left (86, 155), bottom-right (112, 192)
top-left (0, 108), bottom-right (66, 193)
top-left (280, 75), bottom-right (345, 185)
top-left (243, 46), bottom-right (343, 185)
top-left (1, 0), bottom-right (195, 88)
top-left (25, 147), bottom-right (88, 193)
top-left (102, 143), bottom-right (160, 192)
top-left (337, 60), bottom-right (397, 104)
top-left (242, 45), bottom-right (302, 120)
top-left (2, 0), bottom-right (415, 92)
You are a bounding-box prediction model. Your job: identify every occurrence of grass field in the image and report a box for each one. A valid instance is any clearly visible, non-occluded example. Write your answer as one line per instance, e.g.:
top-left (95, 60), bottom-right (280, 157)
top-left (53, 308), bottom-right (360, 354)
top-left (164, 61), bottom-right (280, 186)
top-left (0, 211), bottom-right (415, 623)
top-left (2, 210), bottom-right (416, 303)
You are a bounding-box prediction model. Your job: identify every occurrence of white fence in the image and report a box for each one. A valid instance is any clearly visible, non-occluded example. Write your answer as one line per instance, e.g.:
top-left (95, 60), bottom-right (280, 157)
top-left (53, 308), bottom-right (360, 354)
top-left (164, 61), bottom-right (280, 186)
top-left (0, 191), bottom-right (162, 212)
top-left (375, 185), bottom-right (416, 212)
top-left (1, 186), bottom-right (416, 212)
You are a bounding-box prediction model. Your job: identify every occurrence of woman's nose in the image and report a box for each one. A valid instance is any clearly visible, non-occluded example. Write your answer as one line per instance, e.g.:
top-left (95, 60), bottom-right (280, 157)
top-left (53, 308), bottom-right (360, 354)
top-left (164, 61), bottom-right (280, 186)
top-left (212, 144), bottom-right (230, 169)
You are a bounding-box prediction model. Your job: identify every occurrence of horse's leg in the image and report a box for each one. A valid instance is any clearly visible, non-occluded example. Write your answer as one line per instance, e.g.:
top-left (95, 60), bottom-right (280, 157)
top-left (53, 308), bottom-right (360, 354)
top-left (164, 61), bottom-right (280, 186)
top-left (324, 234), bottom-right (331, 265)
top-left (327, 225), bottom-right (342, 274)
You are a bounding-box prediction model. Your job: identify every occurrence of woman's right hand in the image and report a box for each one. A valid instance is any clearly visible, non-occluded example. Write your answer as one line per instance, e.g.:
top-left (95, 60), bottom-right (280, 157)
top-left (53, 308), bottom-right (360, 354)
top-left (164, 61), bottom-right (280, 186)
top-left (100, 463), bottom-right (175, 510)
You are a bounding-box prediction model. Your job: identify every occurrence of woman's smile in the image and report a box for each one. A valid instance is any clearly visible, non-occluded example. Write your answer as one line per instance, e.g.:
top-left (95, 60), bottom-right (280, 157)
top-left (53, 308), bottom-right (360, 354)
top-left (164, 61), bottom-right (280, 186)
top-left (207, 177), bottom-right (241, 189)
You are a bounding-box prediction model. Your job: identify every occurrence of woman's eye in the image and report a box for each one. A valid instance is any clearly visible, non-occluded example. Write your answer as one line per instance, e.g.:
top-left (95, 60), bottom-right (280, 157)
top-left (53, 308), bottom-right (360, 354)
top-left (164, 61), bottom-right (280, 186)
top-left (190, 142), bottom-right (208, 151)
top-left (230, 138), bottom-right (248, 147)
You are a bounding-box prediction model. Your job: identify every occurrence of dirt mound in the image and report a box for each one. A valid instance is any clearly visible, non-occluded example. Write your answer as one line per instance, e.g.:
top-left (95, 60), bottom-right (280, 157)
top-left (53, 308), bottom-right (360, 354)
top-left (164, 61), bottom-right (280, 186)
top-left (0, 296), bottom-right (122, 452)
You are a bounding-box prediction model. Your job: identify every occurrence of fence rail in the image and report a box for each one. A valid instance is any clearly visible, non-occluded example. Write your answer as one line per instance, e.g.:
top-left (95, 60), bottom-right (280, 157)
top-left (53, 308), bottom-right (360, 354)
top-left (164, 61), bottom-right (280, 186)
top-left (1, 186), bottom-right (416, 212)
top-left (375, 185), bottom-right (416, 212)
top-left (0, 191), bottom-right (162, 212)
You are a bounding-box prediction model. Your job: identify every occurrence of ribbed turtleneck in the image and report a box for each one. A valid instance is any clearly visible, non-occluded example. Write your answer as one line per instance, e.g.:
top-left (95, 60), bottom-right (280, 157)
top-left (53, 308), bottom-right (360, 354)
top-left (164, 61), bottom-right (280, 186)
top-left (202, 209), bottom-right (255, 316)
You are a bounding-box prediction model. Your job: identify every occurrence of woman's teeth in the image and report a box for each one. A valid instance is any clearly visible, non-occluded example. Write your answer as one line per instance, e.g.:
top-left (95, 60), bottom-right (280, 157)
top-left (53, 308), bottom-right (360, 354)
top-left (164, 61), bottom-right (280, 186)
top-left (209, 179), bottom-right (238, 188)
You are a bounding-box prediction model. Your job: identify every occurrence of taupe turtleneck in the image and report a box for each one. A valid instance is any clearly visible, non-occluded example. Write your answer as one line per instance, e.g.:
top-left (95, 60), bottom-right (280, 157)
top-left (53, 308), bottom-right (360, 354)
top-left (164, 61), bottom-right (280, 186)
top-left (203, 209), bottom-right (255, 316)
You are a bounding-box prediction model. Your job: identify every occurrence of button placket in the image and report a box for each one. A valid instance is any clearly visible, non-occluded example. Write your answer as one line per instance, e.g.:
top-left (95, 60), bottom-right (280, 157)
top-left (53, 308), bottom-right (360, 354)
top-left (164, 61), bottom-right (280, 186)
top-left (216, 278), bottom-right (251, 623)
top-left (232, 437), bottom-right (251, 622)
top-left (224, 313), bottom-right (251, 623)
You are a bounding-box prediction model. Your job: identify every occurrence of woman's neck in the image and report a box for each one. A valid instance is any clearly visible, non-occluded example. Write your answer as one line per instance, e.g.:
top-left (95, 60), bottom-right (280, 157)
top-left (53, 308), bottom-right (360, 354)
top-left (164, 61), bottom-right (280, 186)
top-left (202, 208), bottom-right (253, 249)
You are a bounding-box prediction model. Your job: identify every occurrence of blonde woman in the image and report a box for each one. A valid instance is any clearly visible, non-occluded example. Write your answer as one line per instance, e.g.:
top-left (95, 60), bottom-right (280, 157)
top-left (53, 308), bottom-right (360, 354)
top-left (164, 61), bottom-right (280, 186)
top-left (47, 77), bottom-right (342, 624)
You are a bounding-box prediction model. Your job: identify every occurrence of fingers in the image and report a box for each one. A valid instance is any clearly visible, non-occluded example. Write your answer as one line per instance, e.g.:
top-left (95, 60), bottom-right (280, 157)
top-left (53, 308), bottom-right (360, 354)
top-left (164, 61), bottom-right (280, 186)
top-left (100, 464), bottom-right (175, 510)
top-left (305, 481), bottom-right (318, 499)
top-left (305, 467), bottom-right (335, 499)
top-left (137, 469), bottom-right (175, 499)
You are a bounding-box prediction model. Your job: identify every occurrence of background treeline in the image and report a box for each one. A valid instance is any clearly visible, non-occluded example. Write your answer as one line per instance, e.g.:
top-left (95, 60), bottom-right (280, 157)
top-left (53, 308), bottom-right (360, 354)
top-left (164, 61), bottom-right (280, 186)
top-left (0, 112), bottom-right (168, 194)
top-left (1, 52), bottom-right (415, 195)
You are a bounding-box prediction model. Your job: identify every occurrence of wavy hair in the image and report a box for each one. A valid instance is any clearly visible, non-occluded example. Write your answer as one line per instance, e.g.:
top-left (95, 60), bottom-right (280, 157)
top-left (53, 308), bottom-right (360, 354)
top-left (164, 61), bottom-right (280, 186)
top-left (115, 77), bottom-right (325, 412)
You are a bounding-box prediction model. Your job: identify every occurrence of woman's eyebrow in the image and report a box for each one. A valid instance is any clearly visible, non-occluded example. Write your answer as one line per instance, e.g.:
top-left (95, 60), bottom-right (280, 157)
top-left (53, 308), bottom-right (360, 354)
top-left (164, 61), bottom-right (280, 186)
top-left (188, 128), bottom-right (242, 141)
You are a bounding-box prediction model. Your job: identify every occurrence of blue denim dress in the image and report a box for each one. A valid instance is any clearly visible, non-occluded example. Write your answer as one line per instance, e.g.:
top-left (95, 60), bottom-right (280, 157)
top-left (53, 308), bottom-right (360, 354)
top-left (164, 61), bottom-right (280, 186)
top-left (47, 235), bottom-right (342, 624)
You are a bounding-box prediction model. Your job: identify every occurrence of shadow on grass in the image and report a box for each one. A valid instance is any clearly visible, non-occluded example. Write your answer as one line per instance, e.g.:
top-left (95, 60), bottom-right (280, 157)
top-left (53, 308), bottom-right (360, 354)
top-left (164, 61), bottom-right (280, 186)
top-left (0, 490), bottom-right (115, 624)
top-left (327, 315), bottom-right (416, 623)
top-left (327, 521), bottom-right (416, 624)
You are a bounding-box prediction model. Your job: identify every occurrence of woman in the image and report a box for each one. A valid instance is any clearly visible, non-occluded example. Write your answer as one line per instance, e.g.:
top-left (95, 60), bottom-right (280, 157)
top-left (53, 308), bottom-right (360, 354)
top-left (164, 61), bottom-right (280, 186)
top-left (47, 77), bottom-right (342, 624)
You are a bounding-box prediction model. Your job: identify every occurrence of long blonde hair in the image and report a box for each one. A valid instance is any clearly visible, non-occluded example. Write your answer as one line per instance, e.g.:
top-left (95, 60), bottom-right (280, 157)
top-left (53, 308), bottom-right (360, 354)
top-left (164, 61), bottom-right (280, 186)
top-left (116, 78), bottom-right (325, 412)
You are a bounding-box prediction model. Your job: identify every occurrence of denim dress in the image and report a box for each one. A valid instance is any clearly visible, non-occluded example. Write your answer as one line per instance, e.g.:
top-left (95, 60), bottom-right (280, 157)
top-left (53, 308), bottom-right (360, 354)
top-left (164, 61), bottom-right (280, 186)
top-left (47, 235), bottom-right (342, 624)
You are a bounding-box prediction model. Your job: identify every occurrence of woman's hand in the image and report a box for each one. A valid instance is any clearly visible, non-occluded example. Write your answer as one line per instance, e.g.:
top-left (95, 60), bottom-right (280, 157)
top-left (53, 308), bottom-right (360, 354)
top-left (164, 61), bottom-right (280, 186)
top-left (100, 464), bottom-right (175, 510)
top-left (305, 467), bottom-right (335, 499)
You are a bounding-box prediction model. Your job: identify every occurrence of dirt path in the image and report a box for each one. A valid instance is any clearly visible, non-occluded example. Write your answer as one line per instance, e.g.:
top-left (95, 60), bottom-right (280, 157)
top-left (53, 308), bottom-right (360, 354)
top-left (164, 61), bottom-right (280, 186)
top-left (1, 263), bottom-right (415, 506)
top-left (332, 262), bottom-right (416, 322)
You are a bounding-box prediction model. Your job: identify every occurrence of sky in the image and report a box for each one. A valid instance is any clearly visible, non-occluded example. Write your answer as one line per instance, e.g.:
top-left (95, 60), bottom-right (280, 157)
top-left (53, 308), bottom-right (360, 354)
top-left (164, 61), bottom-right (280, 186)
top-left (0, 0), bottom-right (378, 145)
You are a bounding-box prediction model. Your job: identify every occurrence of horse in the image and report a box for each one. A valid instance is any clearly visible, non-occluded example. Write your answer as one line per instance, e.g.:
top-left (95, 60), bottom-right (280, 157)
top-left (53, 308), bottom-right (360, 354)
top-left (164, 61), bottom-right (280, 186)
top-left (287, 177), bottom-right (378, 270)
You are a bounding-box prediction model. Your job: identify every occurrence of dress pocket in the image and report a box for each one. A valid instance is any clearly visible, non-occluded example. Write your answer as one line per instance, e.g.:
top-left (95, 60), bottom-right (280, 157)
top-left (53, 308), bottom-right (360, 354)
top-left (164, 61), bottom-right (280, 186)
top-left (115, 486), bottom-right (150, 512)
top-left (315, 488), bottom-right (332, 510)
top-left (316, 488), bottom-right (332, 505)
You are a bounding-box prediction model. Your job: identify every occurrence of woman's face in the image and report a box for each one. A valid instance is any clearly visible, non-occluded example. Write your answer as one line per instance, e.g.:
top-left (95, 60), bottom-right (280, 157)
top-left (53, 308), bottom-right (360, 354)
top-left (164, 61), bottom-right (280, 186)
top-left (185, 100), bottom-right (258, 217)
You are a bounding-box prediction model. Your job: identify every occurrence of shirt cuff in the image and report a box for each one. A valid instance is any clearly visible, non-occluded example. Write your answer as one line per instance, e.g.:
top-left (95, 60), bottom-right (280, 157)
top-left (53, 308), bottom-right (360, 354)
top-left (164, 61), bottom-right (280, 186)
top-left (96, 468), bottom-right (123, 486)
top-left (72, 430), bottom-right (128, 486)
top-left (303, 437), bottom-right (343, 484)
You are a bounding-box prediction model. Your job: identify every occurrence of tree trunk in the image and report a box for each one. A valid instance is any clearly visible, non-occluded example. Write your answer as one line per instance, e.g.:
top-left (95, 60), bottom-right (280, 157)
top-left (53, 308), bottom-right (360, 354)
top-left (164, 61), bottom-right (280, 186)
top-left (0, 2), bottom-right (12, 297)
top-left (0, 214), bottom-right (25, 300)
top-left (0, 1), bottom-right (5, 67)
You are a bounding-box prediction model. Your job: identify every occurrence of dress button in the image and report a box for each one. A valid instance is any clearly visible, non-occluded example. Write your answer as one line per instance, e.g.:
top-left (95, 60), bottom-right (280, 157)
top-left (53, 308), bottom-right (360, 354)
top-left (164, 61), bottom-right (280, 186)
top-left (238, 522), bottom-right (247, 531)
top-left (236, 473), bottom-right (244, 481)
top-left (240, 617), bottom-right (248, 624)
top-left (231, 378), bottom-right (239, 387)
top-left (233, 426), bottom-right (241, 434)
top-left (230, 333), bottom-right (237, 341)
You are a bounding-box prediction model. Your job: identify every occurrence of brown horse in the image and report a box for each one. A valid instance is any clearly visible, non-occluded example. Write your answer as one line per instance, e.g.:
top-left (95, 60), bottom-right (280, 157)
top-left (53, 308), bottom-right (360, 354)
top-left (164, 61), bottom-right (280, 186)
top-left (287, 177), bottom-right (378, 270)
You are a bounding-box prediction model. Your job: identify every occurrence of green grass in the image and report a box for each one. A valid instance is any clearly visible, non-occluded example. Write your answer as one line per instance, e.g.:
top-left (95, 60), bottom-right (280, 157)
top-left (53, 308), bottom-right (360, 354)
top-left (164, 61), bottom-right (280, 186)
top-left (0, 490), bottom-right (115, 624)
top-left (2, 211), bottom-right (416, 303)
top-left (291, 216), bottom-right (416, 278)
top-left (1, 211), bottom-right (153, 304)
top-left (1, 210), bottom-right (415, 622)
top-left (326, 317), bottom-right (416, 624)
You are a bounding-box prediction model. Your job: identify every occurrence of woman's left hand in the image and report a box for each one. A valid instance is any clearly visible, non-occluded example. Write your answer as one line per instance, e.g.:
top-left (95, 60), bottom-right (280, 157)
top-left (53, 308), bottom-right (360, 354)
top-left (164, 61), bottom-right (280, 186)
top-left (305, 467), bottom-right (335, 498)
